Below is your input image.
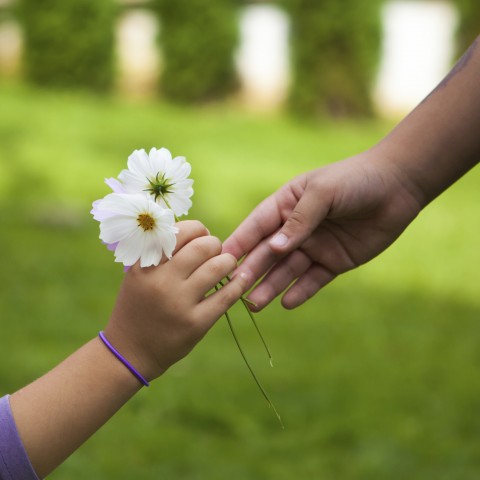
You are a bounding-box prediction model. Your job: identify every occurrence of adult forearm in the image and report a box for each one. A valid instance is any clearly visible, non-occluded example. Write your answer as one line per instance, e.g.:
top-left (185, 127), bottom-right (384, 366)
top-left (10, 338), bottom-right (141, 478)
top-left (375, 36), bottom-right (480, 208)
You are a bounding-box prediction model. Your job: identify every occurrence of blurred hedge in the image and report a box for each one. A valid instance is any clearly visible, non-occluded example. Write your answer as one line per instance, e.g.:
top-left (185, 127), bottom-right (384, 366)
top-left (152, 0), bottom-right (238, 103)
top-left (284, 0), bottom-right (383, 118)
top-left (17, 0), bottom-right (116, 91)
top-left (452, 0), bottom-right (480, 56)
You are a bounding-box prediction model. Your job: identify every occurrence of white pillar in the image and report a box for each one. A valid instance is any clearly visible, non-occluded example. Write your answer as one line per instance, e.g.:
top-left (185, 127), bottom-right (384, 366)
top-left (374, 0), bottom-right (458, 117)
top-left (235, 4), bottom-right (290, 112)
top-left (116, 9), bottom-right (160, 99)
top-left (0, 19), bottom-right (22, 78)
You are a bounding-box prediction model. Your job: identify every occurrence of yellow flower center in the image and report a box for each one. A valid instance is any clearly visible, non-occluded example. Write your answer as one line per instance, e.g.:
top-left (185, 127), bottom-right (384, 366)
top-left (137, 213), bottom-right (155, 231)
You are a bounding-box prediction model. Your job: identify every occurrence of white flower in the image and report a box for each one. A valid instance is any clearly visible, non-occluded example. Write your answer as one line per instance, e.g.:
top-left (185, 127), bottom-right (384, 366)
top-left (118, 147), bottom-right (194, 218)
top-left (92, 193), bottom-right (178, 267)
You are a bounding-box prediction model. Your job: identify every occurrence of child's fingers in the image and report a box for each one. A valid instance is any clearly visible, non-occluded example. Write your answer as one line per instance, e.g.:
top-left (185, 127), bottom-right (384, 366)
top-left (195, 271), bottom-right (249, 329)
top-left (172, 220), bottom-right (210, 257)
top-left (172, 235), bottom-right (223, 278)
top-left (188, 253), bottom-right (238, 299)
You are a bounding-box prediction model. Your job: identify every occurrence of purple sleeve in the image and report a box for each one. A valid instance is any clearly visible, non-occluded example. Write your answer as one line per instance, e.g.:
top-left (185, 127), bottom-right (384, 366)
top-left (0, 395), bottom-right (39, 480)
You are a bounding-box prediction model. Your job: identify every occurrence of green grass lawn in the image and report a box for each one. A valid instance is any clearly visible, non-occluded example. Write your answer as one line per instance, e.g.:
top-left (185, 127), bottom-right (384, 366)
top-left (1, 82), bottom-right (479, 480)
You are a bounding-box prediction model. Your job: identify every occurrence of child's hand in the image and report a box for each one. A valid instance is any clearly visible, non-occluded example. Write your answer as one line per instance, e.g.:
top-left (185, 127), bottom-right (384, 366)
top-left (104, 220), bottom-right (248, 381)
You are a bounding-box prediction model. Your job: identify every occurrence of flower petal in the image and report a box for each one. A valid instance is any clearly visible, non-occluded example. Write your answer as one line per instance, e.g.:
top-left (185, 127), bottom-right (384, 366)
top-left (168, 157), bottom-right (191, 180)
top-left (126, 149), bottom-right (150, 176)
top-left (105, 177), bottom-right (126, 193)
top-left (91, 199), bottom-right (114, 221)
top-left (148, 147), bottom-right (169, 177)
top-left (167, 194), bottom-right (192, 218)
top-left (114, 227), bottom-right (146, 266)
top-left (139, 232), bottom-right (162, 267)
top-left (156, 229), bottom-right (177, 259)
top-left (100, 215), bottom-right (137, 244)
top-left (105, 241), bottom-right (118, 252)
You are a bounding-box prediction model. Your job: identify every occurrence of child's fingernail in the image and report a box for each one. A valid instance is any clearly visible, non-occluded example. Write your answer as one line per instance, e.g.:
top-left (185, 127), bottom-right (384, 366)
top-left (270, 233), bottom-right (288, 248)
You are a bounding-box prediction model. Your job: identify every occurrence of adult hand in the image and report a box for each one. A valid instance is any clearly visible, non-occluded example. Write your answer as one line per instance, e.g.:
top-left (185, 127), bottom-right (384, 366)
top-left (223, 150), bottom-right (422, 310)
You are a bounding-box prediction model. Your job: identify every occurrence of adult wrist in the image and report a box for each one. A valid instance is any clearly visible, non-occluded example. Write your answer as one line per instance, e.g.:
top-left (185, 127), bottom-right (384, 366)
top-left (370, 140), bottom-right (429, 212)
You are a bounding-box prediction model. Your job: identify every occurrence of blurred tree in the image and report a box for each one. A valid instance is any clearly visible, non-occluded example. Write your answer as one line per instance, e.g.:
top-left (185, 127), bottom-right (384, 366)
top-left (17, 0), bottom-right (116, 91)
top-left (152, 0), bottom-right (238, 103)
top-left (284, 0), bottom-right (383, 118)
top-left (452, 0), bottom-right (480, 56)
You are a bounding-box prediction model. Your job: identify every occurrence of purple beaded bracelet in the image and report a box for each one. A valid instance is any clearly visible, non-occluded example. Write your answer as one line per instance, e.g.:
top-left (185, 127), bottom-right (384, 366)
top-left (98, 331), bottom-right (150, 387)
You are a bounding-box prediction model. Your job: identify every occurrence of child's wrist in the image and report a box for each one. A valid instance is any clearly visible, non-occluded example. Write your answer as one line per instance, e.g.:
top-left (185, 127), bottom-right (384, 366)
top-left (90, 337), bottom-right (144, 392)
top-left (98, 331), bottom-right (150, 387)
top-left (102, 325), bottom-right (161, 383)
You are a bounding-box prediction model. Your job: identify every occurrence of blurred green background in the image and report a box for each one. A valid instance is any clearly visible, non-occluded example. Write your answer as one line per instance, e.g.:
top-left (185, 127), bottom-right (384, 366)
top-left (1, 0), bottom-right (480, 479)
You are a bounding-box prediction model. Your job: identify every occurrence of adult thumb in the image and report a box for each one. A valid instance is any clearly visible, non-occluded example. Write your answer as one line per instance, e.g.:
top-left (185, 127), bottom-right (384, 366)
top-left (268, 183), bottom-right (329, 255)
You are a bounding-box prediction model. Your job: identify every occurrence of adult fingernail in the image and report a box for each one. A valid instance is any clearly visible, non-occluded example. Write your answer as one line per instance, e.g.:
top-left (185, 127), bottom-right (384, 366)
top-left (270, 233), bottom-right (288, 248)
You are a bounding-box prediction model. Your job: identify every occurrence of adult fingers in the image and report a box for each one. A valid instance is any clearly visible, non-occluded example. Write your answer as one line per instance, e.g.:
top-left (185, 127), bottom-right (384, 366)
top-left (232, 233), bottom-right (280, 292)
top-left (268, 176), bottom-right (332, 258)
top-left (262, 224), bottom-right (356, 309)
top-left (232, 218), bottom-right (341, 292)
top-left (246, 250), bottom-right (312, 310)
top-left (231, 221), bottom-right (338, 300)
top-left (235, 221), bottom-right (357, 308)
top-left (281, 264), bottom-right (336, 309)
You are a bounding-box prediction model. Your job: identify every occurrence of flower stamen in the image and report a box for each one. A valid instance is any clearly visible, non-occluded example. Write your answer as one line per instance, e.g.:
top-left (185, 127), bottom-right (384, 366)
top-left (137, 213), bottom-right (156, 231)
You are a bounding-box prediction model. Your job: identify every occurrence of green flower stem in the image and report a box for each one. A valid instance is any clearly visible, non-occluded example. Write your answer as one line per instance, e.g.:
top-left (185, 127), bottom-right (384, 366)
top-left (242, 297), bottom-right (258, 308)
top-left (223, 276), bottom-right (273, 367)
top-left (215, 285), bottom-right (283, 428)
